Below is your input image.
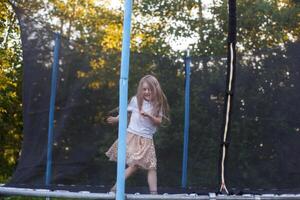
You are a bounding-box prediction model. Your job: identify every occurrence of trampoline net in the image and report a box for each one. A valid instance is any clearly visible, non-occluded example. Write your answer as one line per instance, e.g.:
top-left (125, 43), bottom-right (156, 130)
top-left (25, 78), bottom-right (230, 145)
top-left (5, 0), bottom-right (300, 194)
top-left (227, 43), bottom-right (300, 192)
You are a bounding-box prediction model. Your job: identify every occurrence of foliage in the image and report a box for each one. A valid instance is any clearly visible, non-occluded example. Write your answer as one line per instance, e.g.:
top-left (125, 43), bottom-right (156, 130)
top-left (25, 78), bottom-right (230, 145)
top-left (0, 0), bottom-right (23, 183)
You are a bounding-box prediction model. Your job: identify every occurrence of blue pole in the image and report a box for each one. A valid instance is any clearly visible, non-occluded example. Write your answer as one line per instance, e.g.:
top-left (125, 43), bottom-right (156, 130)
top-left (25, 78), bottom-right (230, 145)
top-left (116, 0), bottom-right (132, 199)
top-left (45, 33), bottom-right (60, 185)
top-left (181, 50), bottom-right (191, 188)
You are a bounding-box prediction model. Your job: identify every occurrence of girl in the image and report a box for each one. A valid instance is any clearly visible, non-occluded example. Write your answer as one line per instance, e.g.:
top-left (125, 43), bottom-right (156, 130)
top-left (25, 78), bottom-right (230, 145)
top-left (105, 75), bottom-right (169, 194)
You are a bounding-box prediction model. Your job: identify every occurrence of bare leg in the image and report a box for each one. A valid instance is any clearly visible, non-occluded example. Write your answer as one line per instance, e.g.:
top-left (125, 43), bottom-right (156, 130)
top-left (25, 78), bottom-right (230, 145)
top-left (111, 165), bottom-right (139, 192)
top-left (125, 165), bottom-right (139, 179)
top-left (147, 169), bottom-right (157, 194)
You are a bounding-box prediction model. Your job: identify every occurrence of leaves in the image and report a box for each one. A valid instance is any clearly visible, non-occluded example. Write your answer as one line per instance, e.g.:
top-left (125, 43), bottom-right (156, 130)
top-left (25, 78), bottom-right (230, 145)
top-left (0, 0), bottom-right (23, 182)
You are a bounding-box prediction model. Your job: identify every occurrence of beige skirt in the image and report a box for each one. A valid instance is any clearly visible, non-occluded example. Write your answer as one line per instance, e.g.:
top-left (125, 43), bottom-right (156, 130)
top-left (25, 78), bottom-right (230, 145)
top-left (105, 132), bottom-right (157, 170)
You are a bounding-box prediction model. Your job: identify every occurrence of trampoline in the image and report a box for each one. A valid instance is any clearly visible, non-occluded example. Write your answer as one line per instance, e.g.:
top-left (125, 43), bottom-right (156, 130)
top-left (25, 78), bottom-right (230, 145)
top-left (1, 0), bottom-right (300, 199)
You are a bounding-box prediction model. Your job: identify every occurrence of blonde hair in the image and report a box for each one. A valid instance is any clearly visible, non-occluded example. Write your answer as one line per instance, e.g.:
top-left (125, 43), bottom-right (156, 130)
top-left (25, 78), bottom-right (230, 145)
top-left (136, 75), bottom-right (170, 122)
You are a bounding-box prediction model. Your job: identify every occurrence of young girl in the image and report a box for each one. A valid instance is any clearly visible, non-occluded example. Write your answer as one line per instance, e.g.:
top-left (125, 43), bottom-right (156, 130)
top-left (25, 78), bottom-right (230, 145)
top-left (105, 75), bottom-right (169, 194)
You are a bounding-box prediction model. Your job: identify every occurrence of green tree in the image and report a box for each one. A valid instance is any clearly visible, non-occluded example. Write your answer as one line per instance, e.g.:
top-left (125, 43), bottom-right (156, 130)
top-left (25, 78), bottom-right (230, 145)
top-left (0, 0), bottom-right (23, 182)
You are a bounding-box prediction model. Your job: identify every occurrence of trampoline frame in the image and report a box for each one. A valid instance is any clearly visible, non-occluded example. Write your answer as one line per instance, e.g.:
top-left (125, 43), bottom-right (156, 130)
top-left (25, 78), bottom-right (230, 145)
top-left (2, 185), bottom-right (300, 200)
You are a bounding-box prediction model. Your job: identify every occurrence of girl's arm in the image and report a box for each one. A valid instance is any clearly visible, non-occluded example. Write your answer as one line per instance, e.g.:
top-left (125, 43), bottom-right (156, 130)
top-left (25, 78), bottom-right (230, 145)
top-left (107, 115), bottom-right (119, 124)
top-left (107, 111), bottom-right (132, 125)
top-left (140, 111), bottom-right (162, 126)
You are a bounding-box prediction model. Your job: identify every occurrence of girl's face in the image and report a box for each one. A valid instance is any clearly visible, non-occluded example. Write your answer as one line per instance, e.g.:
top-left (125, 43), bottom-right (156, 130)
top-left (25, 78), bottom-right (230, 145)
top-left (142, 82), bottom-right (152, 101)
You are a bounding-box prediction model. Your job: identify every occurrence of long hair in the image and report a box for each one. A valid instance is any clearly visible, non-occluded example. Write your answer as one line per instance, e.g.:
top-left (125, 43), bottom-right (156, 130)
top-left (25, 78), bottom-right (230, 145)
top-left (136, 75), bottom-right (170, 122)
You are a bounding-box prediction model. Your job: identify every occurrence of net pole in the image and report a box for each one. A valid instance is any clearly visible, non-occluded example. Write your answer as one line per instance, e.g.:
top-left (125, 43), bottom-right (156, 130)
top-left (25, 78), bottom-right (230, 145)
top-left (219, 0), bottom-right (236, 194)
top-left (45, 33), bottom-right (61, 185)
top-left (181, 49), bottom-right (191, 188)
top-left (116, 0), bottom-right (133, 199)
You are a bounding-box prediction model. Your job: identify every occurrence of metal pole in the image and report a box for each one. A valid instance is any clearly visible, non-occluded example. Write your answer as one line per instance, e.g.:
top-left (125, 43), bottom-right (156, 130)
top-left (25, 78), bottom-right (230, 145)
top-left (219, 0), bottom-right (236, 193)
top-left (181, 49), bottom-right (191, 188)
top-left (45, 33), bottom-right (60, 185)
top-left (116, 0), bottom-right (133, 199)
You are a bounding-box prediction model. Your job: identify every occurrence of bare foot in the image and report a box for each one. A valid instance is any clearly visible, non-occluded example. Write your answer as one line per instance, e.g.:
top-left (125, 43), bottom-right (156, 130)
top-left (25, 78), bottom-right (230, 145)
top-left (110, 185), bottom-right (116, 193)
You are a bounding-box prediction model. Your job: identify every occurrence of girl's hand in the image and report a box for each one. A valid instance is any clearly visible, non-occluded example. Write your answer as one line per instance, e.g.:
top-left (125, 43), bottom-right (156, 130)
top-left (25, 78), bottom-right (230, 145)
top-left (107, 116), bottom-right (119, 124)
top-left (140, 110), bottom-right (150, 117)
top-left (140, 110), bottom-right (162, 125)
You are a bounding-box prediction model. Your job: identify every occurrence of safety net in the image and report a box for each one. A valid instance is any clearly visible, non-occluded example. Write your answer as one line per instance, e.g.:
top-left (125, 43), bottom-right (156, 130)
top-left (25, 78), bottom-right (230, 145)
top-left (4, 0), bottom-right (300, 195)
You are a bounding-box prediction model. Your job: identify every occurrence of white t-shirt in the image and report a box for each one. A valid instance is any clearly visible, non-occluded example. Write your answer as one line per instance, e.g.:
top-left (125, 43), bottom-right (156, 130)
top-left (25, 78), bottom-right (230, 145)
top-left (127, 96), bottom-right (160, 139)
